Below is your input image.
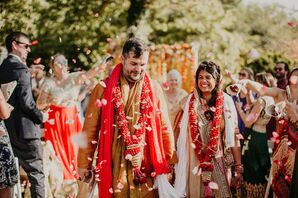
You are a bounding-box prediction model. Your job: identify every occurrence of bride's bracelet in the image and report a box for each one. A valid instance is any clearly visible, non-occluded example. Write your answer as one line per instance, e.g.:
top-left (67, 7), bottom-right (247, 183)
top-left (234, 163), bottom-right (244, 174)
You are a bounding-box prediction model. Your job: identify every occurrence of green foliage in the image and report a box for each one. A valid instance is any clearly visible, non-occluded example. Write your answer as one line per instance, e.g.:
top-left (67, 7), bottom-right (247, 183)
top-left (0, 0), bottom-right (297, 73)
top-left (245, 52), bottom-right (296, 74)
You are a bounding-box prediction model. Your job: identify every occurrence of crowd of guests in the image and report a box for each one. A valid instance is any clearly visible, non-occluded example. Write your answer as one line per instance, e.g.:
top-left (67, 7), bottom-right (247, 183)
top-left (0, 31), bottom-right (297, 198)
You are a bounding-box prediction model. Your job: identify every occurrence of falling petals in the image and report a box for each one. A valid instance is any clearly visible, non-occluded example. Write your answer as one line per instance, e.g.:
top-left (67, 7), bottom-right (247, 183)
top-left (273, 159), bottom-right (280, 165)
top-left (107, 38), bottom-right (113, 43)
top-left (59, 37), bottom-right (62, 43)
top-left (126, 116), bottom-right (133, 120)
top-left (197, 167), bottom-right (202, 176)
top-left (198, 122), bottom-right (203, 127)
top-left (101, 99), bottom-right (107, 106)
top-left (236, 133), bottom-right (244, 140)
top-left (99, 81), bottom-right (106, 88)
top-left (109, 188), bottom-right (114, 194)
top-left (272, 131), bottom-right (279, 138)
top-left (33, 57), bottom-right (41, 64)
top-left (71, 133), bottom-right (88, 148)
top-left (134, 124), bottom-right (141, 130)
top-left (279, 120), bottom-right (285, 125)
top-left (86, 49), bottom-right (91, 55)
top-left (125, 154), bottom-right (133, 161)
top-left (91, 140), bottom-right (97, 144)
top-left (161, 82), bottom-right (169, 90)
top-left (95, 99), bottom-right (102, 108)
top-left (191, 143), bottom-right (196, 149)
top-left (208, 182), bottom-right (219, 189)
top-left (192, 166), bottom-right (198, 175)
top-left (210, 107), bottom-right (216, 112)
top-left (117, 182), bottom-right (124, 189)
top-left (47, 119), bottom-right (55, 125)
top-left (285, 175), bottom-right (291, 183)
top-left (66, 119), bottom-right (74, 124)
top-left (288, 22), bottom-right (297, 27)
top-left (31, 40), bottom-right (39, 46)
top-left (87, 157), bottom-right (93, 161)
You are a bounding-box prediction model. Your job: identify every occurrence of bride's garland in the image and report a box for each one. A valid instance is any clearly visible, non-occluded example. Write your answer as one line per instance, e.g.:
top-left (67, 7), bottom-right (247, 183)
top-left (188, 91), bottom-right (224, 196)
top-left (112, 78), bottom-right (152, 185)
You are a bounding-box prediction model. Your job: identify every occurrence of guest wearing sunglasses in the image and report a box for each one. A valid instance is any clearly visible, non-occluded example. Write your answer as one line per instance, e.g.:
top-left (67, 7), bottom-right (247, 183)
top-left (226, 67), bottom-right (255, 136)
top-left (0, 31), bottom-right (46, 198)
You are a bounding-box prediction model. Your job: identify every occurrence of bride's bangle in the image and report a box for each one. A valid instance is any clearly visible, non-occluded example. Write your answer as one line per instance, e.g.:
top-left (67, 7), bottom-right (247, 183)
top-left (234, 164), bottom-right (244, 174)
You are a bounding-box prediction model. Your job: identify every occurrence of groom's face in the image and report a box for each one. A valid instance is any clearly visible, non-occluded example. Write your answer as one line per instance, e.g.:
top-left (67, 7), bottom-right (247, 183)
top-left (122, 51), bottom-right (149, 82)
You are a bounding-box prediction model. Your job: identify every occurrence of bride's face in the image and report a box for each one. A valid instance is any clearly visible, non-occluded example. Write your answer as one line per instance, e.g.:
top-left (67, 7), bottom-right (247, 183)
top-left (197, 70), bottom-right (216, 94)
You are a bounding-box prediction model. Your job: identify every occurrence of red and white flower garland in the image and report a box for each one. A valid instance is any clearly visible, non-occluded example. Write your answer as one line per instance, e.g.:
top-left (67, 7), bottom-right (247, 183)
top-left (188, 91), bottom-right (224, 172)
top-left (112, 79), bottom-right (152, 184)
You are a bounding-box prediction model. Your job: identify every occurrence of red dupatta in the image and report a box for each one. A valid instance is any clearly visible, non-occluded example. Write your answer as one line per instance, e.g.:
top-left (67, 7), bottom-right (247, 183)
top-left (95, 63), bottom-right (169, 197)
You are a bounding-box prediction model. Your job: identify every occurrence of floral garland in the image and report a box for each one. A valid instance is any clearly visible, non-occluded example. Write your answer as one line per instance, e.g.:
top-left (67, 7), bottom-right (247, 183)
top-left (112, 78), bottom-right (152, 184)
top-left (188, 91), bottom-right (224, 172)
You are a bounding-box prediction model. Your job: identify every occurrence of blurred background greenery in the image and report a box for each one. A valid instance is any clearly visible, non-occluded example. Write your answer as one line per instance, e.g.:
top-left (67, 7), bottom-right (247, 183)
top-left (1, 0), bottom-right (298, 74)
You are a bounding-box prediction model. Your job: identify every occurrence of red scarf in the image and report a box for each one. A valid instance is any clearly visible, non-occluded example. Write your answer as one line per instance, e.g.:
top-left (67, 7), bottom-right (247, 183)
top-left (96, 63), bottom-right (169, 197)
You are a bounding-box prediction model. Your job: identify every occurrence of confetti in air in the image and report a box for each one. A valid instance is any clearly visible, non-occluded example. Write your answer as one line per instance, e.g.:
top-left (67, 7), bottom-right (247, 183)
top-left (71, 132), bottom-right (88, 148)
top-left (33, 57), bottom-right (41, 64)
top-left (191, 143), bottom-right (196, 149)
top-left (47, 119), bottom-right (55, 125)
top-left (125, 154), bottom-right (133, 161)
top-left (236, 133), bottom-right (244, 140)
top-left (161, 82), bottom-right (169, 90)
top-left (272, 131), bottom-right (279, 138)
top-left (66, 119), bottom-right (74, 124)
top-left (117, 182), bottom-right (124, 189)
top-left (86, 49), bottom-right (91, 55)
top-left (107, 38), bottom-right (113, 43)
top-left (91, 140), bottom-right (97, 144)
top-left (101, 99), bottom-right (107, 106)
top-left (99, 81), bottom-right (106, 88)
top-left (278, 120), bottom-right (285, 125)
top-left (208, 182), bottom-right (219, 190)
top-left (133, 124), bottom-right (141, 130)
top-left (31, 40), bottom-right (39, 46)
top-left (288, 22), bottom-right (297, 27)
top-left (210, 107), bottom-right (216, 112)
top-left (151, 172), bottom-right (156, 177)
top-left (192, 166), bottom-right (198, 175)
top-left (95, 99), bottom-right (103, 108)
